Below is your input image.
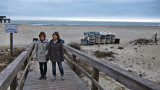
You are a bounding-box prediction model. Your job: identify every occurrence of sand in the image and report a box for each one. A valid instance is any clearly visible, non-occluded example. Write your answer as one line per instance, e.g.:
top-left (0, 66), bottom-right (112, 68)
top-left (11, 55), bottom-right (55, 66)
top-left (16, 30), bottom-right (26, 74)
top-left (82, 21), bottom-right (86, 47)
top-left (0, 23), bottom-right (160, 46)
top-left (0, 23), bottom-right (160, 89)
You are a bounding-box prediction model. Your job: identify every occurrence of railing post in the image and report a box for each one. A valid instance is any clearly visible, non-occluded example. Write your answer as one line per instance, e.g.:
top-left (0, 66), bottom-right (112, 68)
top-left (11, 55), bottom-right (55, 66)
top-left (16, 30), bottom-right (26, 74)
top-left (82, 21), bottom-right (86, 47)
top-left (91, 67), bottom-right (99, 90)
top-left (10, 75), bottom-right (18, 90)
top-left (72, 54), bottom-right (77, 71)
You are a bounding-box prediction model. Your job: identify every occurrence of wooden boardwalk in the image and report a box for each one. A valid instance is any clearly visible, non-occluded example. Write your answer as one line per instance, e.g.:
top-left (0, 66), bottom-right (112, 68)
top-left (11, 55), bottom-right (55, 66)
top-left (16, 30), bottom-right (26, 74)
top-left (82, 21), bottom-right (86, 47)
top-left (1, 42), bottom-right (160, 90)
top-left (23, 61), bottom-right (89, 90)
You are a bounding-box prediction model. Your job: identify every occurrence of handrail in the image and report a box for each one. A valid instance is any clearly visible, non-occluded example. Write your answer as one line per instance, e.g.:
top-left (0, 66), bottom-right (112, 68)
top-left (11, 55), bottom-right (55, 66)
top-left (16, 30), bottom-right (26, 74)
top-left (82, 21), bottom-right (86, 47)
top-left (16, 49), bottom-right (35, 90)
top-left (63, 44), bottom-right (160, 90)
top-left (64, 54), bottom-right (105, 90)
top-left (0, 41), bottom-right (36, 90)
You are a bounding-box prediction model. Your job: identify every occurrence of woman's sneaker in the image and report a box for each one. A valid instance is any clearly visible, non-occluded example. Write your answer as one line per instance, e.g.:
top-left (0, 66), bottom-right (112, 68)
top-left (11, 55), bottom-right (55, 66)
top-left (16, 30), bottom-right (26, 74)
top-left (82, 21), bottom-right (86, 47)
top-left (39, 76), bottom-right (43, 80)
top-left (44, 75), bottom-right (47, 79)
top-left (61, 76), bottom-right (65, 80)
top-left (52, 76), bottom-right (56, 81)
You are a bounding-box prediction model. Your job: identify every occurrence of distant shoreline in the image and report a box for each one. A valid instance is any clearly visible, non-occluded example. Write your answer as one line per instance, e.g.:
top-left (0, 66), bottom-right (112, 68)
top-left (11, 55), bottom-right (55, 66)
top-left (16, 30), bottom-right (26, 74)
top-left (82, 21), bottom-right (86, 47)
top-left (10, 20), bottom-right (160, 26)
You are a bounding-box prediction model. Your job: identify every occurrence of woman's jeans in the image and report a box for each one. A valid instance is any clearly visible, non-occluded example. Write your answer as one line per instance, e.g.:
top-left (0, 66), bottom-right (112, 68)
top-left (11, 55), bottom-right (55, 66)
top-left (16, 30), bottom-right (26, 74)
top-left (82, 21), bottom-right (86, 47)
top-left (39, 62), bottom-right (47, 76)
top-left (52, 61), bottom-right (64, 77)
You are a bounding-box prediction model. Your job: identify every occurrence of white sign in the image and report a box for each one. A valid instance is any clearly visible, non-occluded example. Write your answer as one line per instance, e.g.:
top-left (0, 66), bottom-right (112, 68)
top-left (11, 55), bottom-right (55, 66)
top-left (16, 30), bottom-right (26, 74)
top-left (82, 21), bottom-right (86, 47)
top-left (5, 24), bottom-right (17, 33)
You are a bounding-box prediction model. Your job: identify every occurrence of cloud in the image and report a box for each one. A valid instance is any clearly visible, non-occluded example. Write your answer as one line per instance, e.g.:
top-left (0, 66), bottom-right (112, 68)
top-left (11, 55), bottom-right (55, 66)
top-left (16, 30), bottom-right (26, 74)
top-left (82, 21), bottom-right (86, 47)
top-left (107, 0), bottom-right (156, 2)
top-left (0, 0), bottom-right (159, 19)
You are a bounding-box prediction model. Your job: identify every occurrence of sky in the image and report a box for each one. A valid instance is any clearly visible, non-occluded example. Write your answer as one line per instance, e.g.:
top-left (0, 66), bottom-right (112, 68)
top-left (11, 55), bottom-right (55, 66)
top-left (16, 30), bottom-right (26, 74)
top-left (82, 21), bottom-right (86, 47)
top-left (0, 0), bottom-right (160, 22)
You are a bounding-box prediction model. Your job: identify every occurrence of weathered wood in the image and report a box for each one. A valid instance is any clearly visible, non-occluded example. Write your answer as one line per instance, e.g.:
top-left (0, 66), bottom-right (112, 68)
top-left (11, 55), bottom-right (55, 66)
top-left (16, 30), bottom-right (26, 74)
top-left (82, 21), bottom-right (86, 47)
top-left (23, 60), bottom-right (89, 90)
top-left (64, 55), bottom-right (105, 90)
top-left (16, 51), bottom-right (34, 90)
top-left (0, 16), bottom-right (6, 19)
top-left (72, 54), bottom-right (76, 71)
top-left (10, 75), bottom-right (18, 90)
top-left (91, 68), bottom-right (99, 90)
top-left (0, 51), bottom-right (27, 90)
top-left (0, 42), bottom-right (36, 90)
top-left (0, 16), bottom-right (10, 23)
top-left (64, 44), bottom-right (160, 90)
top-left (10, 33), bottom-right (13, 56)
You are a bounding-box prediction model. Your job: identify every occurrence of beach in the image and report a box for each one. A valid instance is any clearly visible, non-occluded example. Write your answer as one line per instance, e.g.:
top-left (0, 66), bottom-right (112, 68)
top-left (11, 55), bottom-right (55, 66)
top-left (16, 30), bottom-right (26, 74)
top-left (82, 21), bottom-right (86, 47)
top-left (0, 23), bottom-right (160, 89)
top-left (0, 24), bottom-right (160, 47)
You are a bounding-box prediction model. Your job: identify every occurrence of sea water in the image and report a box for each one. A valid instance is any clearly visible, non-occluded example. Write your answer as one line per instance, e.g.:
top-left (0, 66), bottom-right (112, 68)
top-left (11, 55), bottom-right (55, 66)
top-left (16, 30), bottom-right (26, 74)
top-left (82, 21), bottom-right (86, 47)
top-left (11, 20), bottom-right (160, 26)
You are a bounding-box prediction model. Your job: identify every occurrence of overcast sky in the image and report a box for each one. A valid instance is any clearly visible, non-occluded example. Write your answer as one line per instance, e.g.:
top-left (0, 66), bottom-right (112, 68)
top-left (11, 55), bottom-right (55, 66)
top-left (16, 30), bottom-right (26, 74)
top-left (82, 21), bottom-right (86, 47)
top-left (0, 0), bottom-right (160, 21)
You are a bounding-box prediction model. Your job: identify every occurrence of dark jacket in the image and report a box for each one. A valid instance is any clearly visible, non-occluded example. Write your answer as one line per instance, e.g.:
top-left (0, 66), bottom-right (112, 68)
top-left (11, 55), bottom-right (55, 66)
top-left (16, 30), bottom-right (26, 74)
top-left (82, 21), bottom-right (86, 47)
top-left (47, 39), bottom-right (64, 62)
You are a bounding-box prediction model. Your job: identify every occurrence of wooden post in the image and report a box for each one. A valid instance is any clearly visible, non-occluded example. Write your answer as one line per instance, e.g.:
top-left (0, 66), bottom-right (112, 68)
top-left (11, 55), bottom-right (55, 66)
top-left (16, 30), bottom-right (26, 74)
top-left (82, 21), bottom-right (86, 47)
top-left (10, 33), bottom-right (13, 56)
top-left (155, 33), bottom-right (157, 44)
top-left (10, 75), bottom-right (18, 90)
top-left (72, 54), bottom-right (76, 71)
top-left (24, 57), bottom-right (29, 79)
top-left (91, 67), bottom-right (99, 90)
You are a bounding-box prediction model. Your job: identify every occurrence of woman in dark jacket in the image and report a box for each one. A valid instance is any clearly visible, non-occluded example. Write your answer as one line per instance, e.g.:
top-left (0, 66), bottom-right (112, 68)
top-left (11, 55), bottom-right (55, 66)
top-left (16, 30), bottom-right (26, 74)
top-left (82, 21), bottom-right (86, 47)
top-left (47, 32), bottom-right (65, 80)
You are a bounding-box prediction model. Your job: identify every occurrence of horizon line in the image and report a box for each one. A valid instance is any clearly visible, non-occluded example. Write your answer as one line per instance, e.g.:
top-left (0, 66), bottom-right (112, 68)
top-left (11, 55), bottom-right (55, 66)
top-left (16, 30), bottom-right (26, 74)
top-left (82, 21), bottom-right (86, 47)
top-left (10, 17), bottom-right (160, 23)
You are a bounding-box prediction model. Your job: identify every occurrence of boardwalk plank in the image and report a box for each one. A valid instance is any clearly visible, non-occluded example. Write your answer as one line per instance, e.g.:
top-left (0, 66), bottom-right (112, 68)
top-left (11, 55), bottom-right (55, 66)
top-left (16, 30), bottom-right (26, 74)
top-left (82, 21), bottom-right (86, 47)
top-left (23, 61), bottom-right (89, 90)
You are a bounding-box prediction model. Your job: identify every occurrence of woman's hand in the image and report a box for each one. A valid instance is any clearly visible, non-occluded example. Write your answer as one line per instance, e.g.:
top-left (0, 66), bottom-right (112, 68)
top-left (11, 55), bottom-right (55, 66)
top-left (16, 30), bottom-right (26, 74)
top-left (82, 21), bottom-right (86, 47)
top-left (45, 54), bottom-right (49, 61)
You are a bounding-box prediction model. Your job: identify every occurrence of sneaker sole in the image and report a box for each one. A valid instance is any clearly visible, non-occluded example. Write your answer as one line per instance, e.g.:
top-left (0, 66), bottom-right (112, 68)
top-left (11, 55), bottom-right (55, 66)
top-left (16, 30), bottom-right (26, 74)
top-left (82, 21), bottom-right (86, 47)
top-left (52, 78), bottom-right (56, 81)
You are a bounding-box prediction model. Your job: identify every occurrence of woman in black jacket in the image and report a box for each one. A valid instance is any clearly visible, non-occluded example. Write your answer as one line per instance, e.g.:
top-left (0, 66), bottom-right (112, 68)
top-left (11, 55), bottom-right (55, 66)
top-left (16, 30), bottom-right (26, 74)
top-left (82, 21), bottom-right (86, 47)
top-left (47, 31), bottom-right (64, 80)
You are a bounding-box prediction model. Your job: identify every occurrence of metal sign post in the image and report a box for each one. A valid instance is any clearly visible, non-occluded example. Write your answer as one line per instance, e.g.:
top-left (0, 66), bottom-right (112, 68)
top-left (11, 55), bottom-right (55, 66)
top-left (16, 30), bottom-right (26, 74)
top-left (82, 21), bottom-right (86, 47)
top-left (5, 24), bottom-right (17, 56)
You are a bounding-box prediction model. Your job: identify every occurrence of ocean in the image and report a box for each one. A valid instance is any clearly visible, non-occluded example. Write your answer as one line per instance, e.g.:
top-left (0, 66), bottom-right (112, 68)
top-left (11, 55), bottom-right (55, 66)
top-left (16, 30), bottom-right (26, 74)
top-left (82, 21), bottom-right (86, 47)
top-left (11, 20), bottom-right (160, 26)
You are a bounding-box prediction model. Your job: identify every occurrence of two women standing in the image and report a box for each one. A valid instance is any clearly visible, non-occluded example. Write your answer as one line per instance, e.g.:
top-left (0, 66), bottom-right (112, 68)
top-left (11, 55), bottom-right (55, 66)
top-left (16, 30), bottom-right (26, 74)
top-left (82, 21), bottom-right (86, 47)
top-left (34, 31), bottom-right (64, 80)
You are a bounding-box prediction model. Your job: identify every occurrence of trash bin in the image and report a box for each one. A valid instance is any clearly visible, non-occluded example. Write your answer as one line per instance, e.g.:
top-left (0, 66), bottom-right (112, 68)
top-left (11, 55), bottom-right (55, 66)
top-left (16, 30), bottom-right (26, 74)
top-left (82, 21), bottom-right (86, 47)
top-left (114, 38), bottom-right (120, 44)
top-left (81, 39), bottom-right (88, 46)
top-left (33, 38), bottom-right (38, 41)
top-left (110, 33), bottom-right (116, 44)
top-left (88, 39), bottom-right (95, 45)
top-left (95, 32), bottom-right (101, 44)
top-left (84, 32), bottom-right (89, 40)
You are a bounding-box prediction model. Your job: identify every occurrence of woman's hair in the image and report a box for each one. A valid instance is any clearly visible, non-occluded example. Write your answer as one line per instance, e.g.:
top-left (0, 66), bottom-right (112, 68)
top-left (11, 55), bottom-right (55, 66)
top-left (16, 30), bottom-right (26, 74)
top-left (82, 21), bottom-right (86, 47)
top-left (39, 32), bottom-right (46, 38)
top-left (52, 31), bottom-right (60, 43)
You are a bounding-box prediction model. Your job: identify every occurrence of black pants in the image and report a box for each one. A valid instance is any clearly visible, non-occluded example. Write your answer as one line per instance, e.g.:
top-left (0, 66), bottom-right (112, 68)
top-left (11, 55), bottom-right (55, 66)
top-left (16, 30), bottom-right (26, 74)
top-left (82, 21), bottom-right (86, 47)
top-left (39, 62), bottom-right (47, 76)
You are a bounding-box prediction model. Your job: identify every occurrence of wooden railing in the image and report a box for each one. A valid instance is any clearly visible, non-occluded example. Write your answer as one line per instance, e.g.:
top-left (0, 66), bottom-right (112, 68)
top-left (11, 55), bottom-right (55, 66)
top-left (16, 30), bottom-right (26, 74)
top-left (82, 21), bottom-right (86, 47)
top-left (63, 44), bottom-right (160, 90)
top-left (1, 41), bottom-right (160, 90)
top-left (0, 41), bottom-right (36, 90)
